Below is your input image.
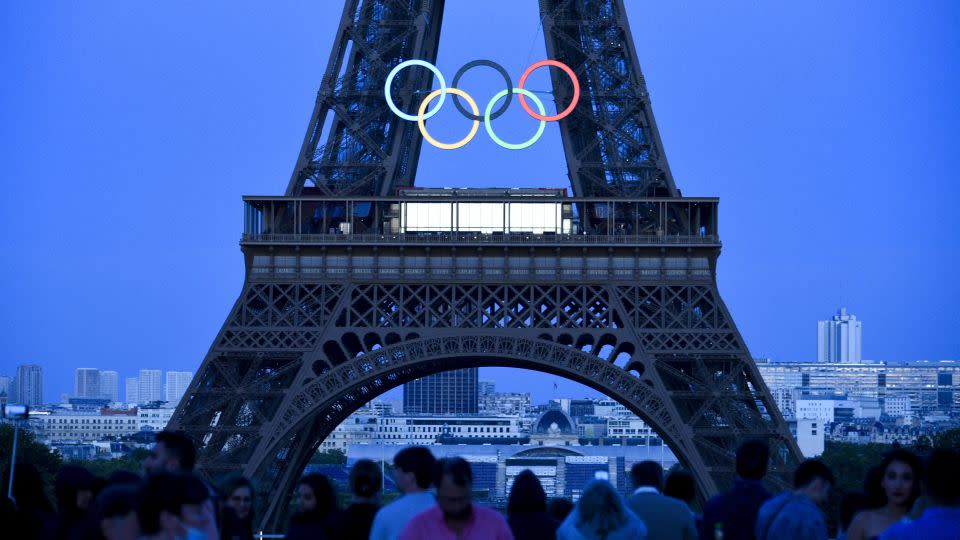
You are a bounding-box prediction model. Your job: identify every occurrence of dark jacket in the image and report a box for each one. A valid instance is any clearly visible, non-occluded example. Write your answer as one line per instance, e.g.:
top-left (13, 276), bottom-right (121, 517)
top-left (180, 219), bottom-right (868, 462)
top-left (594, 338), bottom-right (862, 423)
top-left (324, 502), bottom-right (380, 540)
top-left (699, 478), bottom-right (772, 540)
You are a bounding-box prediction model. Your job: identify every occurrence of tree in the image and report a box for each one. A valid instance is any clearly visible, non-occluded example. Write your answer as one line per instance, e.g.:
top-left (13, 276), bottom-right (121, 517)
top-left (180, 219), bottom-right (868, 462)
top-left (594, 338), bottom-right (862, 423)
top-left (309, 448), bottom-right (346, 465)
top-left (0, 423), bottom-right (62, 501)
top-left (71, 448), bottom-right (150, 479)
top-left (933, 428), bottom-right (960, 450)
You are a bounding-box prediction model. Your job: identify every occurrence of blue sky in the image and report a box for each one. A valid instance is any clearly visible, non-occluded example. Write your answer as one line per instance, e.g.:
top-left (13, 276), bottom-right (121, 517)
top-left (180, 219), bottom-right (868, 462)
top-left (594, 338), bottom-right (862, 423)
top-left (2, 2), bottom-right (958, 403)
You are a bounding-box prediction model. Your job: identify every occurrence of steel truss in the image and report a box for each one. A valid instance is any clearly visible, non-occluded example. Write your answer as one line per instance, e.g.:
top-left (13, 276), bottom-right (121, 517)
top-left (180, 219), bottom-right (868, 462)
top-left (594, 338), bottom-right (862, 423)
top-left (169, 0), bottom-right (802, 530)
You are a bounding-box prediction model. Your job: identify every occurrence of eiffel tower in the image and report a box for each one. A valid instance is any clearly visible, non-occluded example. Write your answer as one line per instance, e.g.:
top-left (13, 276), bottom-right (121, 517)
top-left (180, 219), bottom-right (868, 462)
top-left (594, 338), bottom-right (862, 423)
top-left (168, 0), bottom-right (802, 529)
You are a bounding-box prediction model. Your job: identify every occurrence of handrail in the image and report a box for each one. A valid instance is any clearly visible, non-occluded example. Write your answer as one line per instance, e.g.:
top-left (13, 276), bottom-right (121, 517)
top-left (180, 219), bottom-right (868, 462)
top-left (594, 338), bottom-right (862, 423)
top-left (241, 233), bottom-right (720, 246)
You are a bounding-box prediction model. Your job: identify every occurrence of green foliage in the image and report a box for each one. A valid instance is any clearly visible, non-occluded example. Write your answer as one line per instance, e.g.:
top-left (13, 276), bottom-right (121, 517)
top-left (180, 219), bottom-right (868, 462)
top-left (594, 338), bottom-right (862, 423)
top-left (71, 447), bottom-right (150, 478)
top-left (309, 448), bottom-right (347, 465)
top-left (0, 423), bottom-right (62, 502)
top-left (932, 428), bottom-right (960, 449)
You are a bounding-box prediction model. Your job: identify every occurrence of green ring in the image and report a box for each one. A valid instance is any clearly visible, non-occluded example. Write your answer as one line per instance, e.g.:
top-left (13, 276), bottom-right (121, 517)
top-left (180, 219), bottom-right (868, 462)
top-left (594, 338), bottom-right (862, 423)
top-left (484, 88), bottom-right (546, 150)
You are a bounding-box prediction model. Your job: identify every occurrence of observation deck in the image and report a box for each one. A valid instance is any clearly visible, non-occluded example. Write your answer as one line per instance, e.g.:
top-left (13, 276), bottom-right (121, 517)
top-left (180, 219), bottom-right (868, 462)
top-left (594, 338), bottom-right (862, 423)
top-left (241, 189), bottom-right (720, 248)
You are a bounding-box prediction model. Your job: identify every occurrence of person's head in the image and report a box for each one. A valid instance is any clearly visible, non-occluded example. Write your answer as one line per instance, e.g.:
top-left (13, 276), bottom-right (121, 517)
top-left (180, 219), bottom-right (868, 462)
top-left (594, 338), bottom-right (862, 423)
top-left (508, 469), bottom-right (547, 515)
top-left (393, 446), bottom-right (436, 494)
top-left (735, 440), bottom-right (769, 480)
top-left (55, 465), bottom-right (97, 515)
top-left (143, 431), bottom-right (196, 475)
top-left (219, 475), bottom-right (255, 521)
top-left (876, 449), bottom-right (922, 509)
top-left (94, 484), bottom-right (141, 540)
top-left (547, 497), bottom-right (574, 522)
top-left (630, 461), bottom-right (663, 491)
top-left (138, 473), bottom-right (216, 540)
top-left (794, 459), bottom-right (834, 505)
top-left (576, 480), bottom-right (629, 536)
top-left (4, 462), bottom-right (52, 512)
top-left (664, 469), bottom-right (696, 506)
top-left (294, 473), bottom-right (337, 520)
top-left (924, 448), bottom-right (960, 507)
top-left (434, 457), bottom-right (473, 521)
top-left (350, 459), bottom-right (383, 500)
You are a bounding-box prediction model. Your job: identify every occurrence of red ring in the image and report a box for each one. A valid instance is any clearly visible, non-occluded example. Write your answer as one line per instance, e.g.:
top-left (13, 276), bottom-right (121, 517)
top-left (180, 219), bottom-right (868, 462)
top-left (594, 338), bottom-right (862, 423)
top-left (517, 60), bottom-right (580, 122)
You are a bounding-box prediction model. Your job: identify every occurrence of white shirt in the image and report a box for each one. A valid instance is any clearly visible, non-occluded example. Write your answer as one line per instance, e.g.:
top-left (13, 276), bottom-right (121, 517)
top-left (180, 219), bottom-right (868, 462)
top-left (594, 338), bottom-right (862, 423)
top-left (368, 491), bottom-right (436, 540)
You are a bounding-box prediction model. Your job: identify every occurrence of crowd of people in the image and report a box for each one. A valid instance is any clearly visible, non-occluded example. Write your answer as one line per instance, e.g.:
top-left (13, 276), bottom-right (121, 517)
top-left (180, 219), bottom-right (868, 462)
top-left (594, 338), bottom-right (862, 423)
top-left (2, 430), bottom-right (958, 539)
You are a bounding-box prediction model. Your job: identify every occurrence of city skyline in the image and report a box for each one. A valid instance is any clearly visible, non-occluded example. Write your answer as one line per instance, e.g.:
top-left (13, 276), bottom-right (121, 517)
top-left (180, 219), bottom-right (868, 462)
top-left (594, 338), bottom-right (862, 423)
top-left (2, 3), bottom-right (958, 403)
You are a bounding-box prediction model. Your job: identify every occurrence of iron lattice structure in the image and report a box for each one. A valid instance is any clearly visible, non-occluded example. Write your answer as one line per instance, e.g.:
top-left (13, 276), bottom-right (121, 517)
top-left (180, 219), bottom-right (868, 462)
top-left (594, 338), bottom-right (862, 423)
top-left (169, 0), bottom-right (802, 530)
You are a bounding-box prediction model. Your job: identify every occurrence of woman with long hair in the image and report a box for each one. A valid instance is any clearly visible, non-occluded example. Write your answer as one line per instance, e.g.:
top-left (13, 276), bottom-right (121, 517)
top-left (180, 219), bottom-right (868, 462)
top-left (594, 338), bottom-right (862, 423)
top-left (325, 459), bottom-right (383, 540)
top-left (846, 448), bottom-right (922, 540)
top-left (557, 479), bottom-right (647, 540)
top-left (219, 474), bottom-right (255, 540)
top-left (286, 473), bottom-right (338, 540)
top-left (507, 469), bottom-right (559, 540)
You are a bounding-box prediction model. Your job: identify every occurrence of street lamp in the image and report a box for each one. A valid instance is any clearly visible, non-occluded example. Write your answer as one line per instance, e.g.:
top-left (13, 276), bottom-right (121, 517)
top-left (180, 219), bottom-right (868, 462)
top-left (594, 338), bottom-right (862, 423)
top-left (3, 404), bottom-right (30, 504)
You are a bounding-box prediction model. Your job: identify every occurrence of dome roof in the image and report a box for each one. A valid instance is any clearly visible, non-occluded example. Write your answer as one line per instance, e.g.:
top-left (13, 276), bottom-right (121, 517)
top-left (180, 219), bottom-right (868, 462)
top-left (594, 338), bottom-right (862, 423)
top-left (533, 409), bottom-right (577, 435)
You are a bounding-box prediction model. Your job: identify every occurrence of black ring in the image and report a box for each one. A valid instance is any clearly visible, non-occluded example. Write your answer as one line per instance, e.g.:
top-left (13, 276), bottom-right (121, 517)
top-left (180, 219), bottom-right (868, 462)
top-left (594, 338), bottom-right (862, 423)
top-left (451, 60), bottom-right (513, 121)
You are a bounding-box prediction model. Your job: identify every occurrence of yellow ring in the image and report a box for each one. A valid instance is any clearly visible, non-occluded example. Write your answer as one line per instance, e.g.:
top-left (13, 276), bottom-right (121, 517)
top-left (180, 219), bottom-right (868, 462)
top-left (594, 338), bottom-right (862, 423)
top-left (417, 88), bottom-right (480, 150)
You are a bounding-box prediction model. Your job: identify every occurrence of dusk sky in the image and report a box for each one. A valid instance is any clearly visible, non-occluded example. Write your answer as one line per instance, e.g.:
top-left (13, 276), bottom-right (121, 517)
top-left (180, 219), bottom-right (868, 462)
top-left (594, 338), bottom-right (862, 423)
top-left (2, 2), bottom-right (958, 403)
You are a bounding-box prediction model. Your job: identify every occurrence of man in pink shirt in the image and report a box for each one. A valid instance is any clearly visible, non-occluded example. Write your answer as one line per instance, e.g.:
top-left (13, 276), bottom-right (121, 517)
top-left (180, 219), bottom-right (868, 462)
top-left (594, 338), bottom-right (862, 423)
top-left (399, 457), bottom-right (514, 540)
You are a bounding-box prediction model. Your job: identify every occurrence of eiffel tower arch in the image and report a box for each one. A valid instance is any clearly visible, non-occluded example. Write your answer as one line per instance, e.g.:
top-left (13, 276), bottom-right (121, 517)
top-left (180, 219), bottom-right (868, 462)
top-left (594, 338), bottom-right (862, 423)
top-left (168, 0), bottom-right (802, 530)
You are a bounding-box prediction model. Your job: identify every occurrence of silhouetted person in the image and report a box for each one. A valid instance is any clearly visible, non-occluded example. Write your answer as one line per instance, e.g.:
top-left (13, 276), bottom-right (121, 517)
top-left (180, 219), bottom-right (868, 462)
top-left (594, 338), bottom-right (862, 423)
top-left (219, 475), bottom-right (255, 540)
top-left (286, 473), bottom-right (337, 540)
top-left (53, 465), bottom-right (97, 540)
top-left (838, 493), bottom-right (869, 540)
top-left (700, 440), bottom-right (772, 540)
top-left (755, 459), bottom-right (834, 540)
top-left (371, 446), bottom-right (437, 540)
top-left (90, 483), bottom-right (140, 540)
top-left (142, 431), bottom-right (196, 475)
top-left (879, 448), bottom-right (960, 540)
top-left (399, 457), bottom-right (512, 540)
top-left (137, 473), bottom-right (218, 540)
top-left (664, 468), bottom-right (697, 511)
top-left (557, 479), bottom-right (647, 540)
top-left (326, 459), bottom-right (382, 540)
top-left (627, 461), bottom-right (696, 540)
top-left (4, 462), bottom-right (56, 539)
top-left (507, 469), bottom-right (559, 540)
top-left (847, 449), bottom-right (922, 540)
top-left (547, 498), bottom-right (574, 524)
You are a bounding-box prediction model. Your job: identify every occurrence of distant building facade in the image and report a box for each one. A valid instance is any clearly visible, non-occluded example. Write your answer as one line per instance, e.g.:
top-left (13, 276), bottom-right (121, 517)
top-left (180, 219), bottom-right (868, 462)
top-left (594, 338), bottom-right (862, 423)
top-left (99, 371), bottom-right (119, 402)
top-left (138, 370), bottom-right (162, 403)
top-left (818, 308), bottom-right (862, 363)
top-left (125, 377), bottom-right (139, 404)
top-left (164, 371), bottom-right (193, 404)
top-left (13, 364), bottom-right (44, 406)
top-left (75, 368), bottom-right (100, 399)
top-left (403, 368), bottom-right (478, 415)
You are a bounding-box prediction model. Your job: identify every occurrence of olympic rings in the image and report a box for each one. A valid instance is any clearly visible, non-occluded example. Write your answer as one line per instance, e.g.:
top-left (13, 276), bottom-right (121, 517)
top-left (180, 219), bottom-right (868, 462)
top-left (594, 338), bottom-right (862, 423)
top-left (485, 88), bottom-right (546, 150)
top-left (518, 60), bottom-right (580, 122)
top-left (384, 58), bottom-right (579, 150)
top-left (385, 59), bottom-right (447, 121)
top-left (452, 60), bottom-right (512, 121)
top-left (418, 88), bottom-right (480, 150)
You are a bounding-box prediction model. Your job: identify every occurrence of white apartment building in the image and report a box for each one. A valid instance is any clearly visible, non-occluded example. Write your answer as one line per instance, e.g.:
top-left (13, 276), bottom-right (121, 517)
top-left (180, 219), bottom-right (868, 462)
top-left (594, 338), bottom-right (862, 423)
top-left (818, 307), bottom-right (862, 363)
top-left (319, 413), bottom-right (523, 451)
top-left (75, 368), bottom-right (100, 398)
top-left (796, 398), bottom-right (837, 423)
top-left (99, 371), bottom-right (119, 402)
top-left (164, 371), bottom-right (193, 404)
top-left (125, 377), bottom-right (139, 404)
top-left (138, 370), bottom-right (162, 403)
top-left (789, 418), bottom-right (825, 457)
top-left (36, 409), bottom-right (139, 442)
top-left (137, 406), bottom-right (175, 431)
top-left (884, 394), bottom-right (912, 418)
